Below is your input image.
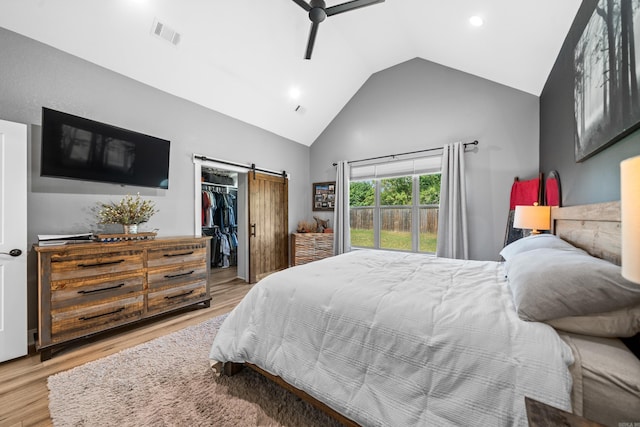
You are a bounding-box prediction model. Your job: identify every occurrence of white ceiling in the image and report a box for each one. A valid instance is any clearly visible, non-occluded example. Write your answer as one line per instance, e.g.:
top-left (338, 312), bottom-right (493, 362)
top-left (0, 0), bottom-right (581, 146)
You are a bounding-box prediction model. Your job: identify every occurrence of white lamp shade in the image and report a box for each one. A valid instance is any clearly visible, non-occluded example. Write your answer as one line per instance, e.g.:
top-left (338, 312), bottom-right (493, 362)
top-left (513, 204), bottom-right (551, 232)
top-left (621, 155), bottom-right (640, 283)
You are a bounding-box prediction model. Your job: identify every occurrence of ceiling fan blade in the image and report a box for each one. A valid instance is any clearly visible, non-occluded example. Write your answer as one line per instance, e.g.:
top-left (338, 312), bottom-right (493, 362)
top-left (305, 21), bottom-right (320, 60)
top-left (326, 0), bottom-right (384, 16)
top-left (292, 0), bottom-right (311, 12)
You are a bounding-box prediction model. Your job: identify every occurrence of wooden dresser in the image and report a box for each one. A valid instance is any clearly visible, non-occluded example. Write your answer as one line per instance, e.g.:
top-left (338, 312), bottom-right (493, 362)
top-left (291, 233), bottom-right (334, 266)
top-left (34, 236), bottom-right (211, 360)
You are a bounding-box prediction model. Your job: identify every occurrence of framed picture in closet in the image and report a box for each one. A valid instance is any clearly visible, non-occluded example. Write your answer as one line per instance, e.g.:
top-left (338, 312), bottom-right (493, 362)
top-left (312, 181), bottom-right (335, 211)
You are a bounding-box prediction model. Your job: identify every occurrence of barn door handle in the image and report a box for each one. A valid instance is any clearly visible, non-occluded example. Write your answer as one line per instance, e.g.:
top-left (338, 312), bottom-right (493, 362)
top-left (0, 249), bottom-right (22, 257)
top-left (250, 224), bottom-right (256, 237)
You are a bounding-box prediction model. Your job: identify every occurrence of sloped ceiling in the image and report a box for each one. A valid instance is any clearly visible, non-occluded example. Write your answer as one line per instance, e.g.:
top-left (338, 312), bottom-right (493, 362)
top-left (0, 0), bottom-right (581, 146)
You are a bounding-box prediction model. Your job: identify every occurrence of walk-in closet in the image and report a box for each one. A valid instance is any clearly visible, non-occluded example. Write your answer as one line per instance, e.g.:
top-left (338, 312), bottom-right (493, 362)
top-left (201, 167), bottom-right (239, 282)
top-left (194, 155), bottom-right (289, 284)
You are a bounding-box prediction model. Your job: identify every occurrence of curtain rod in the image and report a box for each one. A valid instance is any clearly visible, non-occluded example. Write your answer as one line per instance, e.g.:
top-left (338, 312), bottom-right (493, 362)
top-left (194, 154), bottom-right (288, 179)
top-left (331, 140), bottom-right (478, 167)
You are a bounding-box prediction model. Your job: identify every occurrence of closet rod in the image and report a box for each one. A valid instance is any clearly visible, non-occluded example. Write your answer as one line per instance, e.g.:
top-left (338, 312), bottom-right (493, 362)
top-left (194, 154), bottom-right (289, 179)
top-left (331, 140), bottom-right (478, 167)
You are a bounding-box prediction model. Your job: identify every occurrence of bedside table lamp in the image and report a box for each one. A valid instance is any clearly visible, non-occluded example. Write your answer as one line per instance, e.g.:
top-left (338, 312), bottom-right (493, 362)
top-left (513, 203), bottom-right (551, 235)
top-left (621, 155), bottom-right (640, 283)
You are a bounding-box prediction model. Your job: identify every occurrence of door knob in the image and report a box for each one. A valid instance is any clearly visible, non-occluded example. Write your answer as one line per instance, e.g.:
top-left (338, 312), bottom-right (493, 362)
top-left (1, 249), bottom-right (22, 257)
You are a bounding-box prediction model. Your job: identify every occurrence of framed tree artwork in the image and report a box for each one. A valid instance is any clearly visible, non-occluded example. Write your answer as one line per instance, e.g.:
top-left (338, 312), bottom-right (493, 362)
top-left (574, 0), bottom-right (640, 162)
top-left (312, 181), bottom-right (335, 211)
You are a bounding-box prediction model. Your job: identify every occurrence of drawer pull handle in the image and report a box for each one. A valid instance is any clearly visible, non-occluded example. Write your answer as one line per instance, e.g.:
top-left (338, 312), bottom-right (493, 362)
top-left (78, 259), bottom-right (125, 268)
top-left (164, 251), bottom-right (194, 257)
top-left (79, 307), bottom-right (125, 321)
top-left (78, 283), bottom-right (126, 294)
top-left (164, 270), bottom-right (195, 279)
top-left (165, 290), bottom-right (195, 300)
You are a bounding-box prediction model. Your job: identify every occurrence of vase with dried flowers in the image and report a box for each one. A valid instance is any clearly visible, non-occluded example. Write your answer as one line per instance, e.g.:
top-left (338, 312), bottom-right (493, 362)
top-left (96, 193), bottom-right (157, 234)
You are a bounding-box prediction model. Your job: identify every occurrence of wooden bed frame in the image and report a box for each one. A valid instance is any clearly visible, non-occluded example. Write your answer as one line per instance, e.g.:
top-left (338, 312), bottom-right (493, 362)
top-left (222, 200), bottom-right (623, 427)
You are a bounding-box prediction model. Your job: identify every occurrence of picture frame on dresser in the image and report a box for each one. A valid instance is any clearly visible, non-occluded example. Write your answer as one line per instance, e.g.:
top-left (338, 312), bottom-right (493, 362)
top-left (312, 181), bottom-right (335, 211)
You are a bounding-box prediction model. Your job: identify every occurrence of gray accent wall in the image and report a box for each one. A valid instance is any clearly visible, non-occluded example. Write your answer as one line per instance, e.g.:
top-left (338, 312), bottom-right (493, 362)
top-left (310, 58), bottom-right (540, 261)
top-left (540, 0), bottom-right (640, 205)
top-left (0, 27), bottom-right (310, 330)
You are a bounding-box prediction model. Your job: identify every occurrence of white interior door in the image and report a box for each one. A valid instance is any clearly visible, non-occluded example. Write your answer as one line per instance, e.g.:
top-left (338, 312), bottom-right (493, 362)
top-left (0, 119), bottom-right (28, 362)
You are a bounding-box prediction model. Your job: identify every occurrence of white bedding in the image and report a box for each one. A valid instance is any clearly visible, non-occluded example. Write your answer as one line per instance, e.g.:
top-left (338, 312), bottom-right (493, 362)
top-left (209, 250), bottom-right (575, 426)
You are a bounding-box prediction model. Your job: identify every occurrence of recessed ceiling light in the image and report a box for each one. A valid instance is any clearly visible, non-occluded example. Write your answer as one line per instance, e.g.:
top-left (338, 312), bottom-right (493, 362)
top-left (469, 16), bottom-right (483, 27)
top-left (289, 87), bottom-right (301, 100)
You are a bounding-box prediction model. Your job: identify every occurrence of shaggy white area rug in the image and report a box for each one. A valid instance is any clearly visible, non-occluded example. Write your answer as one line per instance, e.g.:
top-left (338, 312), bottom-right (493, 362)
top-left (47, 314), bottom-right (341, 427)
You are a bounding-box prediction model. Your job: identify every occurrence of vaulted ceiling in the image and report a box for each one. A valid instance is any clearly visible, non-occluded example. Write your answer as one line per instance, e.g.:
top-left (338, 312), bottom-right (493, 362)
top-left (0, 0), bottom-right (582, 146)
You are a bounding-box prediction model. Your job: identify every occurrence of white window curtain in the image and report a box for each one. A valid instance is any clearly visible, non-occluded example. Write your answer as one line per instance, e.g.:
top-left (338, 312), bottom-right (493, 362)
top-left (436, 142), bottom-right (469, 259)
top-left (333, 160), bottom-right (351, 255)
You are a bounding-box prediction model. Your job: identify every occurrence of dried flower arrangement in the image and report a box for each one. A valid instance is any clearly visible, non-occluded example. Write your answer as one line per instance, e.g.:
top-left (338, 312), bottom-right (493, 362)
top-left (97, 193), bottom-right (157, 225)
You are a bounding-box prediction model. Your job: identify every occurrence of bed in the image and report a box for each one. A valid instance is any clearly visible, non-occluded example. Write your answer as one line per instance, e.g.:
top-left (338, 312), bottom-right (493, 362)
top-left (209, 201), bottom-right (640, 426)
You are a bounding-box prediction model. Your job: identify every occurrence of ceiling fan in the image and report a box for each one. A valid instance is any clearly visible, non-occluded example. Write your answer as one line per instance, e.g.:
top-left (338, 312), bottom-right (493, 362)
top-left (292, 0), bottom-right (385, 60)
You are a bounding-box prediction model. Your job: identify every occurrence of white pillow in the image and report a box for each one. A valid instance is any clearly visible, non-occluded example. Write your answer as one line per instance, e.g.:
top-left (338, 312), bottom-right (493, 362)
top-left (500, 234), bottom-right (579, 261)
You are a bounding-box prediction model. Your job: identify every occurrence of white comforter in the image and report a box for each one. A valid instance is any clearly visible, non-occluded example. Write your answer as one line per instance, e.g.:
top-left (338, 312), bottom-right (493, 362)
top-left (210, 250), bottom-right (574, 426)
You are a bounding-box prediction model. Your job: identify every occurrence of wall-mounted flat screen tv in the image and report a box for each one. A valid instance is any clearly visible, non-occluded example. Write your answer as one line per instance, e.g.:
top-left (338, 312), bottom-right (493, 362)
top-left (41, 107), bottom-right (170, 189)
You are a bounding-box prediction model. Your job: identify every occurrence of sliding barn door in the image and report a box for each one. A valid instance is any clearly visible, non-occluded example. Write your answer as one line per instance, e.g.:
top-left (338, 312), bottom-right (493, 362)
top-left (248, 172), bottom-right (289, 283)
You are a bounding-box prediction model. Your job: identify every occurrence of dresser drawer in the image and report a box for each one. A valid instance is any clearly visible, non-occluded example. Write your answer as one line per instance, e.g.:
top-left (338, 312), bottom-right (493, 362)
top-left (147, 263), bottom-right (207, 290)
top-left (147, 243), bottom-right (207, 268)
top-left (50, 250), bottom-right (144, 281)
top-left (50, 273), bottom-right (144, 310)
top-left (147, 280), bottom-right (208, 315)
top-left (50, 295), bottom-right (144, 343)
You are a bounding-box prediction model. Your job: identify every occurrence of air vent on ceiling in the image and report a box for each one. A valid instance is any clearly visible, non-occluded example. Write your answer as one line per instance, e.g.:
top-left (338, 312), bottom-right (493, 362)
top-left (151, 19), bottom-right (181, 46)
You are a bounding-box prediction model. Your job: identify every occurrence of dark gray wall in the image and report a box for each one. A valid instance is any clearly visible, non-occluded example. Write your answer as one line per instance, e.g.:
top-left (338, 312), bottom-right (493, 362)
top-left (310, 58), bottom-right (540, 261)
top-left (0, 27), bottom-right (310, 331)
top-left (540, 0), bottom-right (640, 205)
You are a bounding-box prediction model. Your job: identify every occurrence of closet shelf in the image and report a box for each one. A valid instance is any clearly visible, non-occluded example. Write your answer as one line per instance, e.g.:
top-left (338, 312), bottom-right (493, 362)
top-left (202, 181), bottom-right (237, 188)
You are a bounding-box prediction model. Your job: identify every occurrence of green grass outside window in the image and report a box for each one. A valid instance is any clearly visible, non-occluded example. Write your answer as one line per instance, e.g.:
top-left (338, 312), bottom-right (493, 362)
top-left (350, 229), bottom-right (437, 253)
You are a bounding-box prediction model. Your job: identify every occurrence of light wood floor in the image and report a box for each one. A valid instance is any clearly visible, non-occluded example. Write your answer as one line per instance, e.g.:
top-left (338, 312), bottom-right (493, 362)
top-left (0, 272), bottom-right (252, 427)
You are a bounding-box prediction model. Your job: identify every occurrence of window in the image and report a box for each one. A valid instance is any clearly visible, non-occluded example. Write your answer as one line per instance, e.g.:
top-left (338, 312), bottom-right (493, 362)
top-left (349, 180), bottom-right (375, 248)
top-left (380, 176), bottom-right (413, 251)
top-left (418, 174), bottom-right (440, 252)
top-left (349, 163), bottom-right (441, 253)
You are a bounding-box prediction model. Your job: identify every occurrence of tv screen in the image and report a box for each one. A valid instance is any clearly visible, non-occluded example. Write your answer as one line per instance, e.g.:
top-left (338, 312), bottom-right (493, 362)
top-left (41, 107), bottom-right (170, 189)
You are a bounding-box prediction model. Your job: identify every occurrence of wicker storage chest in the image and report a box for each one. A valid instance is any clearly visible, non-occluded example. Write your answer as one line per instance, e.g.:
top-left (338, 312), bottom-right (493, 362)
top-left (291, 233), bottom-right (333, 266)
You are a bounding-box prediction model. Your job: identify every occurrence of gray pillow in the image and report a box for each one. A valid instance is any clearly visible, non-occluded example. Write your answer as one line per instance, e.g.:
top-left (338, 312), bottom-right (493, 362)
top-left (500, 234), bottom-right (579, 261)
top-left (506, 248), bottom-right (640, 322)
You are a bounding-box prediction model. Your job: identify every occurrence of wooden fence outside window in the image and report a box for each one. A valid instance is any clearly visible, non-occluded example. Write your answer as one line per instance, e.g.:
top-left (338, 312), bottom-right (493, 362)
top-left (350, 206), bottom-right (439, 233)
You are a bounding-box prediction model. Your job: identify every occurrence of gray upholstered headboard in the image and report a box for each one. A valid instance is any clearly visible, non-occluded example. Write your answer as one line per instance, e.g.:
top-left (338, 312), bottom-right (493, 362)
top-left (551, 201), bottom-right (621, 266)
